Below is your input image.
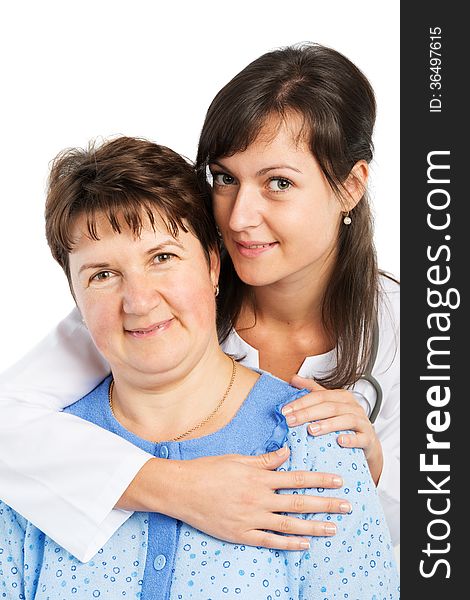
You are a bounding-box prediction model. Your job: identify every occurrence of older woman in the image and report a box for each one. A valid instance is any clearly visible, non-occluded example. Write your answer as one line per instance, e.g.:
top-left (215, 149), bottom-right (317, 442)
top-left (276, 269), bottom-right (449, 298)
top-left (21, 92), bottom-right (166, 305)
top-left (0, 136), bottom-right (398, 598)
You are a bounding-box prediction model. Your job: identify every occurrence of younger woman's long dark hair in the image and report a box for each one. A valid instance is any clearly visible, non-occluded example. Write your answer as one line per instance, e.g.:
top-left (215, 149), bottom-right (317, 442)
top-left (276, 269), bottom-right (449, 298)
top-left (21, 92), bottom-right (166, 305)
top-left (196, 43), bottom-right (380, 389)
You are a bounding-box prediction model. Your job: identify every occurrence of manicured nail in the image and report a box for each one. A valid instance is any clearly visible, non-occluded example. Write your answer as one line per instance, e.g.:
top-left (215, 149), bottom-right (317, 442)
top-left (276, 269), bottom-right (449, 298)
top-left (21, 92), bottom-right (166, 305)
top-left (333, 476), bottom-right (343, 487)
top-left (340, 502), bottom-right (352, 513)
top-left (281, 406), bottom-right (293, 416)
top-left (309, 423), bottom-right (320, 434)
top-left (300, 541), bottom-right (310, 549)
top-left (276, 446), bottom-right (288, 456)
top-left (286, 415), bottom-right (297, 425)
top-left (339, 435), bottom-right (349, 445)
top-left (324, 524), bottom-right (337, 535)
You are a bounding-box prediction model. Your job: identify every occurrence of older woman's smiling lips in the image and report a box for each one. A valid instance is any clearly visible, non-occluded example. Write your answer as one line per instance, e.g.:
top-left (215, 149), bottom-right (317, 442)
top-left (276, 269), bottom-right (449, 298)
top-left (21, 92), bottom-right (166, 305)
top-left (235, 240), bottom-right (278, 258)
top-left (125, 319), bottom-right (174, 338)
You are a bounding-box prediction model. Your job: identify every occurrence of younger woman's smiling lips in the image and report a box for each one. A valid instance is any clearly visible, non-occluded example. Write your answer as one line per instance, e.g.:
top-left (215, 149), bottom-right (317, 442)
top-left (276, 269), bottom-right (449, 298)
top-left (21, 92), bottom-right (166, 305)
top-left (125, 318), bottom-right (175, 339)
top-left (234, 240), bottom-right (279, 258)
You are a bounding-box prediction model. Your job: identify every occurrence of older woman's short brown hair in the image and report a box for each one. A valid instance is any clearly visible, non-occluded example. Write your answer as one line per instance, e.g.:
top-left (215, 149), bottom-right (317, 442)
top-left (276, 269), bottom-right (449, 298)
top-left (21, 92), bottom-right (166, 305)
top-left (45, 136), bottom-right (218, 284)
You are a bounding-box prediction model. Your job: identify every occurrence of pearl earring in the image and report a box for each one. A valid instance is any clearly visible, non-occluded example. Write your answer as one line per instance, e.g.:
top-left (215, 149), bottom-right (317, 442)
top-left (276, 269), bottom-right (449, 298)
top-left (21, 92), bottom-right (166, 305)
top-left (215, 285), bottom-right (220, 297)
top-left (343, 212), bottom-right (352, 225)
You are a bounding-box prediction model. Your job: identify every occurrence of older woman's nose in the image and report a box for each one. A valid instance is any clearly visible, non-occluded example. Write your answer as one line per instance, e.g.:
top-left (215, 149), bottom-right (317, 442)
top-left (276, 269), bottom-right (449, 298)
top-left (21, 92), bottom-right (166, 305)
top-left (122, 276), bottom-right (161, 315)
top-left (228, 185), bottom-right (263, 232)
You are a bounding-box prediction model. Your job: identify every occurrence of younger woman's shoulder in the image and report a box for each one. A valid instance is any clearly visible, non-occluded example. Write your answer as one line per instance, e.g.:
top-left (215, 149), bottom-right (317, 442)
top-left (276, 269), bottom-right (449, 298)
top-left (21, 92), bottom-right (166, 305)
top-left (378, 273), bottom-right (400, 330)
top-left (379, 272), bottom-right (400, 299)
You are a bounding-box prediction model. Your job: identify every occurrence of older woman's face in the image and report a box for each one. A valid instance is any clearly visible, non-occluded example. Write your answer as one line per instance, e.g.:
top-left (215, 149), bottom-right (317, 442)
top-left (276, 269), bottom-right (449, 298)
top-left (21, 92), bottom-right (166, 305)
top-left (69, 212), bottom-right (219, 385)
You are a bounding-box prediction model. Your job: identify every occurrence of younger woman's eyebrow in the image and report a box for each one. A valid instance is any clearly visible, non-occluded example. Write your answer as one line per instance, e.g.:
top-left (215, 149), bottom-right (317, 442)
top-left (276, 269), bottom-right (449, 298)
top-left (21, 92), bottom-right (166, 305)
top-left (256, 165), bottom-right (302, 176)
top-left (208, 160), bottom-right (231, 171)
top-left (209, 160), bottom-right (301, 176)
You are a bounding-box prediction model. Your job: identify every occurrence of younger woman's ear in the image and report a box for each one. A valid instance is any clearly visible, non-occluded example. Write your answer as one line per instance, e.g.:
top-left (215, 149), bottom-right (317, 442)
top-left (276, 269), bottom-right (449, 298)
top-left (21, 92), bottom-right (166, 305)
top-left (343, 160), bottom-right (369, 210)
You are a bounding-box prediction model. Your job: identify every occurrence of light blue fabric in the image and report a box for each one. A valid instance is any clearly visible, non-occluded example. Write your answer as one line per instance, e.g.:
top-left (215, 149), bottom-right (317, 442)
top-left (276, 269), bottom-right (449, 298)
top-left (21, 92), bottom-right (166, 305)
top-left (0, 373), bottom-right (399, 599)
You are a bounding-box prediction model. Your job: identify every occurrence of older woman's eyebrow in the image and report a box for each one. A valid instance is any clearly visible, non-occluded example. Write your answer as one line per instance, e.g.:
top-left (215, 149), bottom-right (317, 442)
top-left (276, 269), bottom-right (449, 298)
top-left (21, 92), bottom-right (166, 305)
top-left (78, 240), bottom-right (186, 275)
top-left (145, 239), bottom-right (185, 255)
top-left (78, 262), bottom-right (111, 275)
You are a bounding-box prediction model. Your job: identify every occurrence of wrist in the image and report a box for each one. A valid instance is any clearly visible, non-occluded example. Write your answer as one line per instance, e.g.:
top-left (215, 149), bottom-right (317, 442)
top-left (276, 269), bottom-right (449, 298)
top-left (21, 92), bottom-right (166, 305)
top-left (117, 457), bottom-right (181, 514)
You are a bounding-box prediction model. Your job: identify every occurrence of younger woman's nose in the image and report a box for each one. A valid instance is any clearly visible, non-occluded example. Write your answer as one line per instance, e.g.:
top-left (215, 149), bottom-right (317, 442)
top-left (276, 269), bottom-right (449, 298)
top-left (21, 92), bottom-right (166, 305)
top-left (228, 186), bottom-right (263, 232)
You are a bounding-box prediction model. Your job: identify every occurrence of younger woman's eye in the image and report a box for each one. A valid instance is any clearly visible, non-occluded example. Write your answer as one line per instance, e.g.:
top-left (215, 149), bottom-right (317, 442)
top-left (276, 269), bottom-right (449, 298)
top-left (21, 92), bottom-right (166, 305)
top-left (213, 173), bottom-right (236, 186)
top-left (267, 177), bottom-right (292, 192)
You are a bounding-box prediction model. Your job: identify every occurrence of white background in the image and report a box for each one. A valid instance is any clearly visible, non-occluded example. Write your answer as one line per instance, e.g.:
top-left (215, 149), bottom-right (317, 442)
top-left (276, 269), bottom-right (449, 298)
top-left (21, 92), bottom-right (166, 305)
top-left (0, 0), bottom-right (400, 371)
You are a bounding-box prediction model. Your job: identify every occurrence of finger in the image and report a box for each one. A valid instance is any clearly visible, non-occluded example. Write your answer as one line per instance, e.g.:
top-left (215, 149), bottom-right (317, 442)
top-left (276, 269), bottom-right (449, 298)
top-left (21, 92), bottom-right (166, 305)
top-left (337, 431), bottom-right (371, 450)
top-left (243, 530), bottom-right (312, 551)
top-left (273, 493), bottom-right (352, 515)
top-left (282, 389), bottom-right (353, 420)
top-left (285, 401), bottom-right (363, 427)
top-left (267, 469), bottom-right (344, 490)
top-left (307, 414), bottom-right (370, 437)
top-left (238, 446), bottom-right (291, 470)
top-left (266, 514), bottom-right (338, 537)
top-left (289, 374), bottom-right (325, 392)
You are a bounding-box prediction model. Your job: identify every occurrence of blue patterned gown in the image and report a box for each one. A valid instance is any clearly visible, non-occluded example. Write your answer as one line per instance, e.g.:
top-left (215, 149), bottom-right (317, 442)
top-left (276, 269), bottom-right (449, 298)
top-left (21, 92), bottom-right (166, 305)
top-left (0, 373), bottom-right (399, 599)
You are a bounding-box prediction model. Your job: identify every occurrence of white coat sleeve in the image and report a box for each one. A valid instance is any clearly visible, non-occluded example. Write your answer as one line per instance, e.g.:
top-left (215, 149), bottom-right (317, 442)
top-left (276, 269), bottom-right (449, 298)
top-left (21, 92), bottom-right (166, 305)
top-left (0, 308), bottom-right (153, 562)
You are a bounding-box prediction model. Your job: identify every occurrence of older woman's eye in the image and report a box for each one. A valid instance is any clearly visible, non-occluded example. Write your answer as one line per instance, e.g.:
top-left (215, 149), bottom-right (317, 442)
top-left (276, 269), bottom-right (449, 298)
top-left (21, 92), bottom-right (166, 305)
top-left (267, 177), bottom-right (292, 192)
top-left (154, 253), bottom-right (174, 264)
top-left (91, 271), bottom-right (114, 282)
top-left (213, 173), bottom-right (236, 186)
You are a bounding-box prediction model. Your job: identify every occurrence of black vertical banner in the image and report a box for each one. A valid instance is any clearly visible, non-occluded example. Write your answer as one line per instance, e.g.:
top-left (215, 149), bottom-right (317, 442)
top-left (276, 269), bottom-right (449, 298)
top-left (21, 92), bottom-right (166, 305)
top-left (401, 2), bottom-right (467, 597)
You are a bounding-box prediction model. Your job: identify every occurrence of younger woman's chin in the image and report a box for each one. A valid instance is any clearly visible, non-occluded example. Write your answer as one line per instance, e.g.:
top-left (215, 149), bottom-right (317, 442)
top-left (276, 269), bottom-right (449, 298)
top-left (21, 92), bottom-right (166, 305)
top-left (233, 269), bottom-right (277, 287)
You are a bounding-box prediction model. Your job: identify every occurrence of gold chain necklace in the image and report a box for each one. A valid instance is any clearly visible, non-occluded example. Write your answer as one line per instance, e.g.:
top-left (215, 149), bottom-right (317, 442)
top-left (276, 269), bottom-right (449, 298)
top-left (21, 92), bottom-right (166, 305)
top-left (108, 357), bottom-right (237, 443)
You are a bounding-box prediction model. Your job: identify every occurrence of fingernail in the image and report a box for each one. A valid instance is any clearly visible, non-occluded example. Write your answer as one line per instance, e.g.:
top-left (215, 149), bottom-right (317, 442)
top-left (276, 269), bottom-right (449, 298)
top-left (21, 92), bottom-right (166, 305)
top-left (339, 435), bottom-right (349, 445)
top-left (276, 446), bottom-right (288, 456)
top-left (333, 476), bottom-right (343, 486)
top-left (300, 541), bottom-right (310, 549)
top-left (325, 524), bottom-right (337, 535)
top-left (286, 415), bottom-right (297, 425)
top-left (340, 502), bottom-right (352, 513)
top-left (308, 423), bottom-right (320, 434)
top-left (281, 406), bottom-right (293, 416)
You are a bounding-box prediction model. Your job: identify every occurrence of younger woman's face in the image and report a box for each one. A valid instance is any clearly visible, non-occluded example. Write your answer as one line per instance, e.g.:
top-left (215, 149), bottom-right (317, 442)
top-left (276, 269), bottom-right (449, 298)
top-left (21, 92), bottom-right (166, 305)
top-left (210, 115), bottom-right (361, 290)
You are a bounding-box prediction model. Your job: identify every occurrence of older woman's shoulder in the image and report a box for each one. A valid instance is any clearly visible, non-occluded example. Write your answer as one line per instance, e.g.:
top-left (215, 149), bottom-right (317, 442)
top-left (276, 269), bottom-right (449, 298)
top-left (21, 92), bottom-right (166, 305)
top-left (253, 376), bottom-right (371, 481)
top-left (253, 370), bottom-right (310, 404)
top-left (63, 376), bottom-right (111, 420)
